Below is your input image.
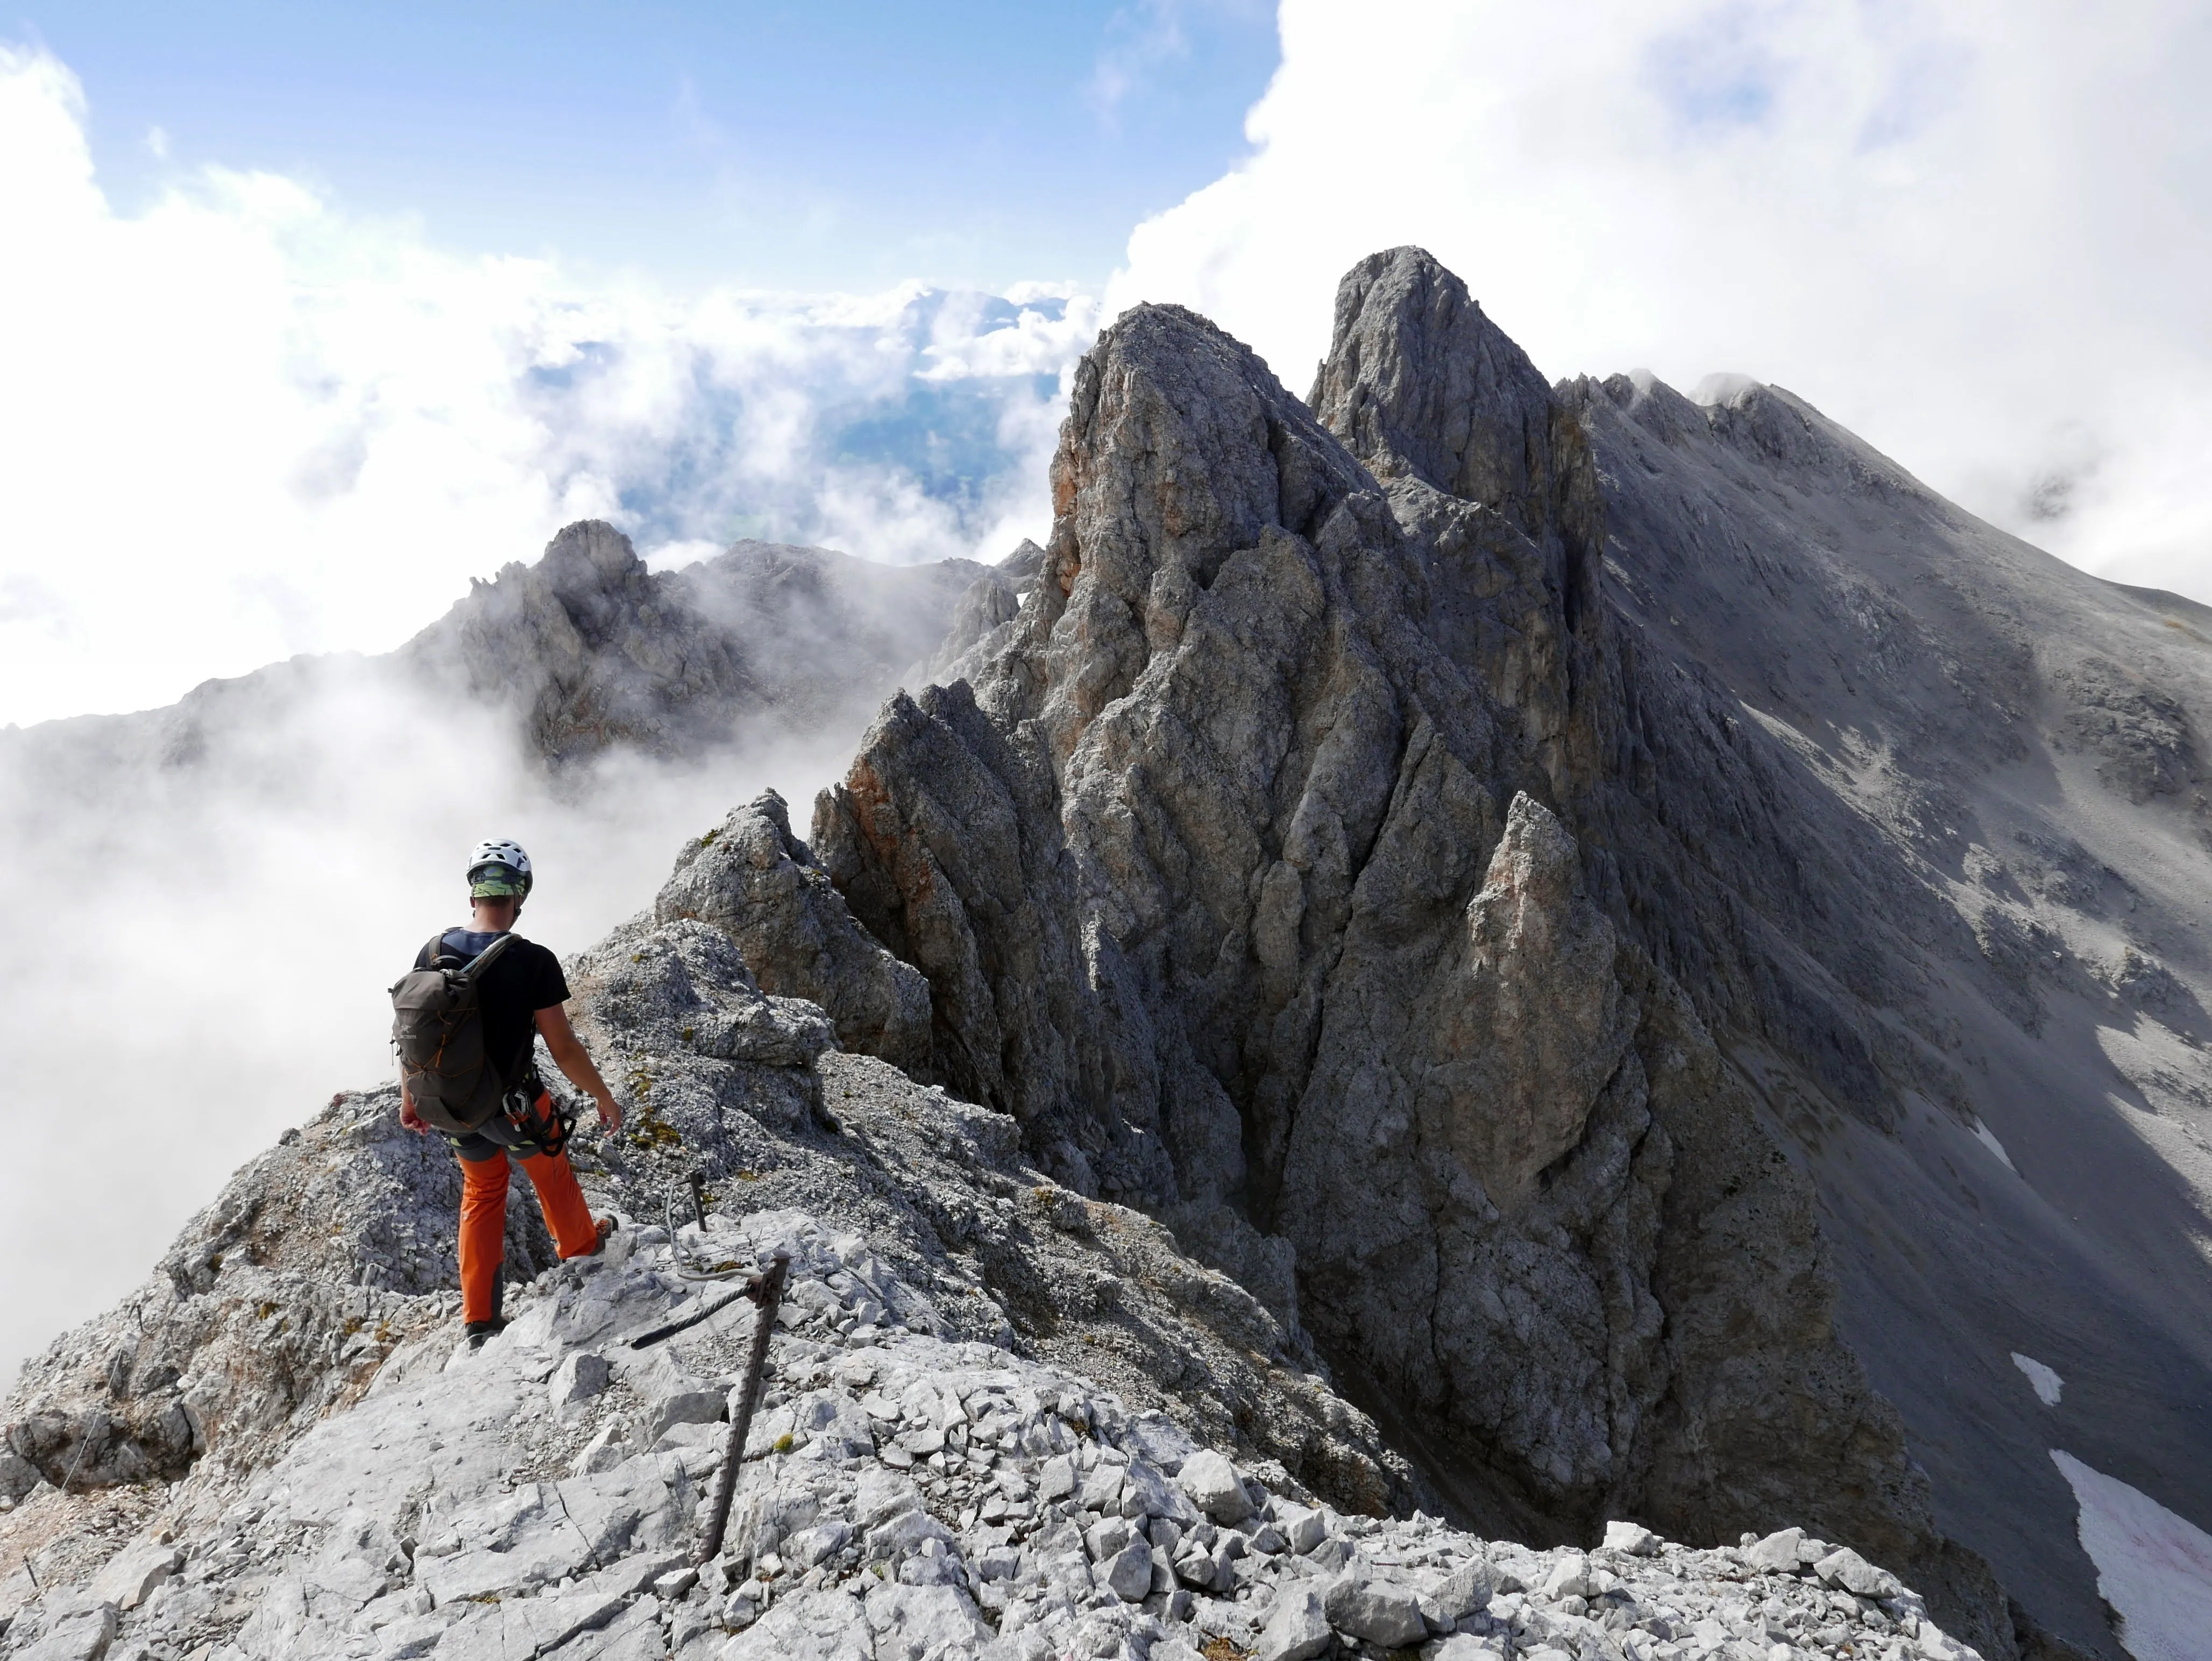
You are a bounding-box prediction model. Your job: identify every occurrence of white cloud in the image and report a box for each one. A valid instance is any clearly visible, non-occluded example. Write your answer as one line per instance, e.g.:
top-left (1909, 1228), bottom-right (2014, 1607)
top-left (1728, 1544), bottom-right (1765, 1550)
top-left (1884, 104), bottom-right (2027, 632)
top-left (0, 44), bottom-right (1098, 728)
top-left (1107, 0), bottom-right (2212, 597)
top-left (0, 40), bottom-right (1108, 1387)
top-left (0, 670), bottom-right (871, 1390)
top-left (1090, 1), bottom-right (1194, 124)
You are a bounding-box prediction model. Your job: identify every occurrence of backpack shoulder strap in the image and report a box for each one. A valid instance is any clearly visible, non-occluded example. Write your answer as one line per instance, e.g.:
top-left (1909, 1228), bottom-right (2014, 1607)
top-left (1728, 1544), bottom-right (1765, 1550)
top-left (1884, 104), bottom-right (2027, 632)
top-left (458, 931), bottom-right (516, 983)
top-left (421, 929), bottom-right (454, 969)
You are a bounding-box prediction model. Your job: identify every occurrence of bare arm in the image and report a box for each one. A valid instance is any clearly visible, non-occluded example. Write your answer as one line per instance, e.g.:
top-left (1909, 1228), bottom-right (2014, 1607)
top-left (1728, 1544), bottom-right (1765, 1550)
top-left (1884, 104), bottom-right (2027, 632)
top-left (536, 1003), bottom-right (625, 1133)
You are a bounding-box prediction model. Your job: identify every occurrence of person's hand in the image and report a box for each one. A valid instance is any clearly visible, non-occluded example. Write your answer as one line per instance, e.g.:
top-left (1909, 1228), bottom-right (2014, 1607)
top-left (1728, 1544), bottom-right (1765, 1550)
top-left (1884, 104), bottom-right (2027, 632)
top-left (400, 1097), bottom-right (426, 1134)
top-left (595, 1092), bottom-right (624, 1134)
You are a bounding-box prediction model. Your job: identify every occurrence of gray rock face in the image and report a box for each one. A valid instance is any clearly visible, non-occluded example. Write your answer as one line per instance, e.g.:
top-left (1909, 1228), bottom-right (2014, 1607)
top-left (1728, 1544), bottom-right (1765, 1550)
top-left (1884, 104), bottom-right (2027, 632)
top-left (556, 914), bottom-right (1413, 1516)
top-left (800, 251), bottom-right (2191, 1658)
top-left (0, 1090), bottom-right (550, 1499)
top-left (917, 539), bottom-right (1046, 689)
top-left (655, 790), bottom-right (933, 1075)
top-left (807, 281), bottom-right (1928, 1590)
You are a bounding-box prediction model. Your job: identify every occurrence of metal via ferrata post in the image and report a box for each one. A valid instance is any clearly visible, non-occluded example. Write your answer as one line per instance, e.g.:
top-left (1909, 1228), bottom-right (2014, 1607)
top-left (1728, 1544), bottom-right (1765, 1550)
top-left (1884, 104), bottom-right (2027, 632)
top-left (693, 1250), bottom-right (791, 1567)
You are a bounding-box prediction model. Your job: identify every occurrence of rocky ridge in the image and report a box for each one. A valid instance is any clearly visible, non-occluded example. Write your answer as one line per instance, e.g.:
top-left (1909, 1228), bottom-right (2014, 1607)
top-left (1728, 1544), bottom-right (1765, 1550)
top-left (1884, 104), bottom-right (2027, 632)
top-left (0, 526), bottom-right (994, 785)
top-left (1, 1198), bottom-right (1986, 1661)
top-left (0, 785), bottom-right (1988, 1660)
top-left (401, 526), bottom-right (993, 766)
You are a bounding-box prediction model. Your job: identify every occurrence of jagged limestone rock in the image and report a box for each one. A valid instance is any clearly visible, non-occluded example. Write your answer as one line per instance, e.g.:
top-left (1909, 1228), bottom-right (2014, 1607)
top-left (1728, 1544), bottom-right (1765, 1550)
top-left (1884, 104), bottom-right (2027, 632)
top-left (1, 1091), bottom-right (549, 1500)
top-left (807, 264), bottom-right (2027, 1655)
top-left (916, 539), bottom-right (1045, 690)
top-left (0, 1199), bottom-right (1988, 1661)
top-left (655, 790), bottom-right (933, 1076)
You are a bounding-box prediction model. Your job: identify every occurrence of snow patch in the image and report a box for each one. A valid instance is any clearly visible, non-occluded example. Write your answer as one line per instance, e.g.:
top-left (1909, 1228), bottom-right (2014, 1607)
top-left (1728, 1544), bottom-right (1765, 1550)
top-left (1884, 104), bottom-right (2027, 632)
top-left (2011, 1352), bottom-right (2062, 1406)
top-left (2051, 1449), bottom-right (2212, 1661)
top-left (1972, 1117), bottom-right (2017, 1172)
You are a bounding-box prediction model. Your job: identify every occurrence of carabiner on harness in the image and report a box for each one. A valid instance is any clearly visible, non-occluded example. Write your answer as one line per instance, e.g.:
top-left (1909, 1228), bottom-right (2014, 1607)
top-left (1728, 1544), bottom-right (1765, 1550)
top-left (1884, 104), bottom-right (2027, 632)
top-left (501, 1085), bottom-right (576, 1158)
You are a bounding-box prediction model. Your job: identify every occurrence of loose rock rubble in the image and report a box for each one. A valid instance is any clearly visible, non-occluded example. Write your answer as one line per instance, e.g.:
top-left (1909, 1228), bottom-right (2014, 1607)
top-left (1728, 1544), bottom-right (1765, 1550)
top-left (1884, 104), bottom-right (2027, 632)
top-left (0, 1208), bottom-right (1978, 1660)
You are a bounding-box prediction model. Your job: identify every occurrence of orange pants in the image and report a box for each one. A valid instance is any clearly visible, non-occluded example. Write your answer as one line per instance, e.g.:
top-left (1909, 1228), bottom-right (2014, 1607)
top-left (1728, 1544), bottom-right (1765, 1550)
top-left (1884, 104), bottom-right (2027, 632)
top-left (457, 1140), bottom-right (601, 1325)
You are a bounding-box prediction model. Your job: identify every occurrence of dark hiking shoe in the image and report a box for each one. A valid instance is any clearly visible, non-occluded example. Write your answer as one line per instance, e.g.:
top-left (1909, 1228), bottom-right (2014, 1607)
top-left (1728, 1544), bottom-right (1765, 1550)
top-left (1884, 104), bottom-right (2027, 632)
top-left (464, 1317), bottom-right (509, 1350)
top-left (586, 1215), bottom-right (618, 1256)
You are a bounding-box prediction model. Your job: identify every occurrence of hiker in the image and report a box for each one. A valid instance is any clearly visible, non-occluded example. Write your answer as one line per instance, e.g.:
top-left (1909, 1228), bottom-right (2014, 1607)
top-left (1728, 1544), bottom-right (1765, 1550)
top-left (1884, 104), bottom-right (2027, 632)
top-left (394, 839), bottom-right (625, 1346)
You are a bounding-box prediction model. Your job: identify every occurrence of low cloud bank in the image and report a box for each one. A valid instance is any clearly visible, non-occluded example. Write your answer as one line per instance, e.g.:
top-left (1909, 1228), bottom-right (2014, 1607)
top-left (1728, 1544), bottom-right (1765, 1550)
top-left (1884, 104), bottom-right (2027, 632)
top-left (1109, 0), bottom-right (2212, 598)
top-left (0, 45), bottom-right (1094, 727)
top-left (0, 39), bottom-right (1084, 1388)
top-left (0, 656), bottom-right (881, 1387)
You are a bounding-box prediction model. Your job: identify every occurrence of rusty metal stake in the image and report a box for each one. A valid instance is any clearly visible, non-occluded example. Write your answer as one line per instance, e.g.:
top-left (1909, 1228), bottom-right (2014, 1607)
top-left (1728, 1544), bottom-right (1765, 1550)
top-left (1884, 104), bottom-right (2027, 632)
top-left (694, 1250), bottom-right (789, 1567)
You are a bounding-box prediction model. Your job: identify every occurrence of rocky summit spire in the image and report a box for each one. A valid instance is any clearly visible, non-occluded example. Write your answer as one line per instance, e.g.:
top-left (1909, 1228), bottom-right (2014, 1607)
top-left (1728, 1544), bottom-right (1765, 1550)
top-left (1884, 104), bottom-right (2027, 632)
top-left (1309, 246), bottom-right (1560, 529)
top-left (789, 247), bottom-right (2212, 1657)
top-left (803, 267), bottom-right (2014, 1645)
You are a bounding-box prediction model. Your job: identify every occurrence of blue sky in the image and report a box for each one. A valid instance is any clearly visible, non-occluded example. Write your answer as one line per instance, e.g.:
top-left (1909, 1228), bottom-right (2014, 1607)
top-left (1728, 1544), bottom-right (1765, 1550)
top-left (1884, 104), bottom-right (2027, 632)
top-left (19, 0), bottom-right (1280, 292)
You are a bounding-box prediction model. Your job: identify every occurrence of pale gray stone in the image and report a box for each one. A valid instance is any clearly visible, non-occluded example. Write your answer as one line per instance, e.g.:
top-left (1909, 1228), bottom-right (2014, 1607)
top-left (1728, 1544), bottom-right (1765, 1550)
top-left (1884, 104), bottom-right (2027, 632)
top-left (1037, 1455), bottom-right (1075, 1501)
top-left (1103, 1536), bottom-right (1155, 1602)
top-left (1078, 1463), bottom-right (1125, 1515)
top-left (1539, 1554), bottom-right (1590, 1600)
top-left (1325, 1572), bottom-right (1427, 1648)
top-left (15, 1600), bottom-right (117, 1661)
top-left (1603, 1520), bottom-right (1657, 1557)
top-left (573, 1419), bottom-right (632, 1477)
top-left (863, 1580), bottom-right (991, 1653)
top-left (1430, 1560), bottom-right (1494, 1621)
top-left (87, 1539), bottom-right (182, 1611)
top-left (549, 1351), bottom-right (612, 1417)
top-left (656, 791), bottom-right (932, 1075)
top-left (717, 1587), bottom-right (872, 1660)
top-left (646, 1386), bottom-right (727, 1447)
top-left (1748, 1527), bottom-right (1807, 1574)
top-left (1274, 1503), bottom-right (1326, 1556)
top-left (1815, 1546), bottom-right (1904, 1600)
top-left (1174, 1451), bottom-right (1252, 1525)
top-left (1254, 1584), bottom-right (1331, 1661)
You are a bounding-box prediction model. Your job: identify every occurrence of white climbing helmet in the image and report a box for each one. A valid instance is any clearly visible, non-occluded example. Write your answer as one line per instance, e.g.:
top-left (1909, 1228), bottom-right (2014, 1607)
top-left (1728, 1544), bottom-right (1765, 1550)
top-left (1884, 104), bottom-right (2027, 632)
top-left (466, 839), bottom-right (534, 903)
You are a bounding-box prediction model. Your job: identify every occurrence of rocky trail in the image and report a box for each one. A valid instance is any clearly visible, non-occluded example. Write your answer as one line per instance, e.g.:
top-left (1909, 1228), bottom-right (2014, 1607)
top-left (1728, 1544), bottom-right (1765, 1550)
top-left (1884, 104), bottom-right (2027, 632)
top-left (0, 1197), bottom-right (1981, 1661)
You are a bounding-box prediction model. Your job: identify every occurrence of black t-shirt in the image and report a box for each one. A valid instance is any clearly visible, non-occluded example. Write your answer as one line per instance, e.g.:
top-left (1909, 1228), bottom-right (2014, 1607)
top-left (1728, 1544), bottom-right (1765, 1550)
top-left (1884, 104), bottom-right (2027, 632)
top-left (414, 928), bottom-right (570, 1091)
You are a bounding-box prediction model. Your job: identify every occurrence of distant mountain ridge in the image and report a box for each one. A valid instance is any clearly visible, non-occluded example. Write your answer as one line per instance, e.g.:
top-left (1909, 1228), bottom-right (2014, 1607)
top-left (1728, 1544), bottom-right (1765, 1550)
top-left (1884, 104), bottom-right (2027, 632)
top-left (2, 526), bottom-right (992, 779)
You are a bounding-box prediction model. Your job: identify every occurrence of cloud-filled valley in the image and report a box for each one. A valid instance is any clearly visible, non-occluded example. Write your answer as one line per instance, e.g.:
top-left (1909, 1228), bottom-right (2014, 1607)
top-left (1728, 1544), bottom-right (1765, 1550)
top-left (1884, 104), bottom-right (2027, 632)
top-left (0, 44), bottom-right (1092, 728)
